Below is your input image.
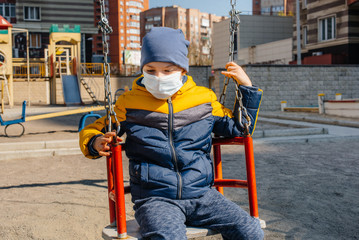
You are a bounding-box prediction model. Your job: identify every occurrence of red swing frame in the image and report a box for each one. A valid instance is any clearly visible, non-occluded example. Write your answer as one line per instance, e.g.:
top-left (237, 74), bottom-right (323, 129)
top-left (105, 135), bottom-right (260, 238)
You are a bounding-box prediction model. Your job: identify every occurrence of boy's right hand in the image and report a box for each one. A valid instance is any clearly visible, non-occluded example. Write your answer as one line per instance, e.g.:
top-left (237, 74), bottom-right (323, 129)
top-left (93, 132), bottom-right (122, 157)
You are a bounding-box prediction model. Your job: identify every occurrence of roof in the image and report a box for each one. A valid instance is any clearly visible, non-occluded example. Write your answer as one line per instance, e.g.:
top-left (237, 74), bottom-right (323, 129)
top-left (0, 15), bottom-right (12, 29)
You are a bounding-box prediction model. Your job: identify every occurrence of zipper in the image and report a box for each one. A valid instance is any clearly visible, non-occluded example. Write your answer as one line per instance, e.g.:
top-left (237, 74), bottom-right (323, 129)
top-left (168, 98), bottom-right (182, 199)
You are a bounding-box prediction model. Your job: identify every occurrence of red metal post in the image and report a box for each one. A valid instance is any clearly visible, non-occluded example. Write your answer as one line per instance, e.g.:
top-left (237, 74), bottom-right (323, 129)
top-left (213, 145), bottom-right (224, 195)
top-left (106, 156), bottom-right (116, 224)
top-left (112, 143), bottom-right (127, 238)
top-left (243, 136), bottom-right (259, 218)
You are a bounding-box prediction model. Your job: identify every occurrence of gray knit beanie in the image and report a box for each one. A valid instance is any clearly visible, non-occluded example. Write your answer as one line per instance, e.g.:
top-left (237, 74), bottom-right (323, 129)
top-left (140, 27), bottom-right (190, 72)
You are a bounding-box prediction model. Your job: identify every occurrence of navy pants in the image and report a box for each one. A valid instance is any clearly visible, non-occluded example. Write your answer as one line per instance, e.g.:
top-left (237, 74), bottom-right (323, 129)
top-left (134, 189), bottom-right (264, 240)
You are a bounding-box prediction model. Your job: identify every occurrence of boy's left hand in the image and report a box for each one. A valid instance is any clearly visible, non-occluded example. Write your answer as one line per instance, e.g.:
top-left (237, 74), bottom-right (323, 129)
top-left (221, 62), bottom-right (252, 87)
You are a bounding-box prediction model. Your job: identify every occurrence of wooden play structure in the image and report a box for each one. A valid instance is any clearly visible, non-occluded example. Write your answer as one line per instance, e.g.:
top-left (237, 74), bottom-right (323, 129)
top-left (0, 23), bottom-right (104, 137)
top-left (47, 24), bottom-right (84, 105)
top-left (0, 15), bottom-right (13, 110)
top-left (46, 24), bottom-right (99, 105)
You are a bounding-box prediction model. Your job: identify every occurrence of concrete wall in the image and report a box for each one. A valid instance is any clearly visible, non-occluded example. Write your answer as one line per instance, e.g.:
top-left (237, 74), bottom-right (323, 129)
top-left (12, 76), bottom-right (135, 106)
top-left (79, 67), bottom-right (213, 105)
top-left (214, 65), bottom-right (359, 111)
top-left (12, 80), bottom-right (50, 105)
top-left (187, 66), bottom-right (212, 88)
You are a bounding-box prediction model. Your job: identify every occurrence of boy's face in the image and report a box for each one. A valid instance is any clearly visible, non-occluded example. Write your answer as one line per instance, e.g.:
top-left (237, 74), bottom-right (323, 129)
top-left (143, 62), bottom-right (186, 78)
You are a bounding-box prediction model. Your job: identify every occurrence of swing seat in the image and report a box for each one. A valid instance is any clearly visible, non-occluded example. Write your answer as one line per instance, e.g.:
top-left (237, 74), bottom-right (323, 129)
top-left (102, 219), bottom-right (218, 240)
top-left (102, 135), bottom-right (265, 240)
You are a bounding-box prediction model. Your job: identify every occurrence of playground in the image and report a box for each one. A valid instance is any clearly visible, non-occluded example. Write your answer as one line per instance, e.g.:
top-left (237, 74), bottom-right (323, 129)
top-left (0, 111), bottom-right (359, 240)
top-left (1, 1), bottom-right (359, 239)
top-left (0, 15), bottom-right (108, 114)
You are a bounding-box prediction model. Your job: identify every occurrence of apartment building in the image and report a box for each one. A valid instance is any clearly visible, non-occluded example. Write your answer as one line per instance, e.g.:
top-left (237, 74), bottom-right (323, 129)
top-left (1, 0), bottom-right (98, 61)
top-left (140, 6), bottom-right (224, 66)
top-left (294, 0), bottom-right (359, 64)
top-left (253, 0), bottom-right (295, 15)
top-left (93, 0), bottom-right (148, 73)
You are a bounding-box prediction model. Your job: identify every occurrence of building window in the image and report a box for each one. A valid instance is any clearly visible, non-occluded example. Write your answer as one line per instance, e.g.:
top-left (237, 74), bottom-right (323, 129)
top-left (302, 0), bottom-right (307, 9)
top-left (30, 33), bottom-right (41, 48)
top-left (303, 26), bottom-right (308, 46)
top-left (319, 16), bottom-right (336, 41)
top-left (24, 6), bottom-right (40, 21)
top-left (201, 18), bottom-right (210, 27)
top-left (129, 29), bottom-right (140, 34)
top-left (127, 1), bottom-right (143, 8)
top-left (0, 3), bottom-right (16, 22)
top-left (131, 15), bottom-right (140, 21)
top-left (145, 24), bottom-right (153, 30)
top-left (129, 36), bottom-right (140, 41)
top-left (127, 21), bottom-right (140, 27)
top-left (127, 8), bottom-right (141, 14)
top-left (153, 16), bottom-right (161, 21)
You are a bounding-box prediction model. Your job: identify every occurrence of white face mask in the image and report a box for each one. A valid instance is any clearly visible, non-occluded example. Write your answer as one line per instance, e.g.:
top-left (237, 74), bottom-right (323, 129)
top-left (142, 71), bottom-right (183, 100)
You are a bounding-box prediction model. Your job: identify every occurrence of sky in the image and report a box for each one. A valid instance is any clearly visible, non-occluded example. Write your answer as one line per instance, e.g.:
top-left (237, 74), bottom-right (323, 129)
top-left (149, 0), bottom-right (253, 17)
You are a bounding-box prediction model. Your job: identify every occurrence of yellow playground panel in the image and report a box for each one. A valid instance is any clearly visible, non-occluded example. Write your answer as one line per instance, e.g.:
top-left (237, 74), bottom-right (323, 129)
top-left (0, 15), bottom-right (13, 108)
top-left (47, 24), bottom-right (82, 104)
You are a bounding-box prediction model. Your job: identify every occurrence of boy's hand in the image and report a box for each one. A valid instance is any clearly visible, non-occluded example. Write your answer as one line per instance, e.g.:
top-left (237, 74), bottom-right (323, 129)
top-left (221, 62), bottom-right (252, 87)
top-left (93, 132), bottom-right (122, 157)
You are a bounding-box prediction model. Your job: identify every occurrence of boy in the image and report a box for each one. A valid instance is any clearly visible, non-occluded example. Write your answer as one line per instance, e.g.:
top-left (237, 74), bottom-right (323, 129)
top-left (80, 27), bottom-right (263, 240)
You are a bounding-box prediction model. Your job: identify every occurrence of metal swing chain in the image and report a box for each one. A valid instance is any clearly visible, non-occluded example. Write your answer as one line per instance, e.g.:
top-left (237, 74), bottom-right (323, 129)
top-left (219, 0), bottom-right (239, 105)
top-left (98, 0), bottom-right (120, 136)
top-left (219, 0), bottom-right (251, 135)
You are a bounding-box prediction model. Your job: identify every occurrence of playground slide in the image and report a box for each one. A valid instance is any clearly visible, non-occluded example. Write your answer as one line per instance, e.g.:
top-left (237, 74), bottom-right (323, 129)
top-left (61, 75), bottom-right (84, 105)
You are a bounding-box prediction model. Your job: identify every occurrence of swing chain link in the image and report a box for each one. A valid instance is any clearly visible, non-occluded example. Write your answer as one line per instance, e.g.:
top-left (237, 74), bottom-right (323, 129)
top-left (219, 0), bottom-right (251, 136)
top-left (235, 84), bottom-right (251, 135)
top-left (98, 0), bottom-right (120, 137)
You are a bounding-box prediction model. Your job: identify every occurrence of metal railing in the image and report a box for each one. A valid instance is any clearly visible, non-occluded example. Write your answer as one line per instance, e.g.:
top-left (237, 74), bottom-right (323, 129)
top-left (13, 62), bottom-right (46, 78)
top-left (80, 63), bottom-right (104, 76)
top-left (12, 62), bottom-right (115, 78)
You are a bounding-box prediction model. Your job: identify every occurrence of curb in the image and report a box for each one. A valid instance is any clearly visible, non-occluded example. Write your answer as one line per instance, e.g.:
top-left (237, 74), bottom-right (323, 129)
top-left (252, 127), bottom-right (328, 138)
top-left (254, 134), bottom-right (359, 144)
top-left (259, 113), bottom-right (359, 128)
top-left (0, 139), bottom-right (80, 161)
top-left (0, 139), bottom-right (78, 152)
top-left (0, 148), bottom-right (82, 161)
